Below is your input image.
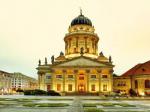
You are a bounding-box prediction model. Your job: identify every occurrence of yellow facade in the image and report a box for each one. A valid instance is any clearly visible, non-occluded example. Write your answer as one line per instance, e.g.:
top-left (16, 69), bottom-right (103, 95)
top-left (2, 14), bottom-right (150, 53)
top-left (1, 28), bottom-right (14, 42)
top-left (113, 76), bottom-right (131, 94)
top-left (113, 60), bottom-right (150, 96)
top-left (65, 24), bottom-right (99, 59)
top-left (37, 57), bottom-right (114, 95)
top-left (37, 12), bottom-right (150, 96)
top-left (37, 12), bottom-right (114, 95)
top-left (113, 75), bottom-right (150, 96)
top-left (131, 75), bottom-right (150, 96)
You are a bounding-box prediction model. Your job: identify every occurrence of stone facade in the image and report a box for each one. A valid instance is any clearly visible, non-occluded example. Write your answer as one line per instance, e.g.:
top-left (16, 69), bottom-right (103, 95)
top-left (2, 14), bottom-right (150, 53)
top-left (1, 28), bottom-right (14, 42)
top-left (113, 60), bottom-right (150, 96)
top-left (37, 56), bottom-right (114, 95)
top-left (113, 76), bottom-right (131, 94)
top-left (0, 70), bottom-right (37, 94)
top-left (37, 12), bottom-right (114, 95)
top-left (0, 70), bottom-right (12, 94)
top-left (11, 72), bottom-right (38, 92)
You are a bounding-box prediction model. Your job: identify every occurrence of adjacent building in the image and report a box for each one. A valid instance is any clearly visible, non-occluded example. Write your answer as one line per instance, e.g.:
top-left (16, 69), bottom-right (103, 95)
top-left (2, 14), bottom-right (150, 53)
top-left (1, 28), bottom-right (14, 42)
top-left (0, 70), bottom-right (37, 94)
top-left (37, 11), bottom-right (114, 95)
top-left (0, 70), bottom-right (12, 94)
top-left (114, 60), bottom-right (150, 96)
top-left (11, 72), bottom-right (38, 92)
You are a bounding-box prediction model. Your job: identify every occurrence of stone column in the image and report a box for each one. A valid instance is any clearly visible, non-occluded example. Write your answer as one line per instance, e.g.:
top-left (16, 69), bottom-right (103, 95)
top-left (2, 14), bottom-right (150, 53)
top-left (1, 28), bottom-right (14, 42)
top-left (99, 73), bottom-right (101, 95)
top-left (94, 40), bottom-right (96, 54)
top-left (86, 69), bottom-right (90, 93)
top-left (51, 73), bottom-right (53, 90)
top-left (76, 37), bottom-right (78, 53)
top-left (61, 70), bottom-right (66, 96)
top-left (42, 73), bottom-right (46, 91)
top-left (39, 73), bottom-right (44, 90)
top-left (63, 73), bottom-right (65, 92)
top-left (96, 40), bottom-right (98, 54)
top-left (65, 41), bottom-right (68, 55)
top-left (92, 39), bottom-right (94, 54)
top-left (51, 69), bottom-right (55, 91)
top-left (84, 37), bottom-right (87, 52)
top-left (87, 73), bottom-right (89, 93)
top-left (38, 73), bottom-right (41, 89)
top-left (74, 70), bottom-right (78, 93)
top-left (69, 39), bottom-right (71, 54)
top-left (39, 73), bottom-right (43, 90)
top-left (75, 74), bottom-right (77, 93)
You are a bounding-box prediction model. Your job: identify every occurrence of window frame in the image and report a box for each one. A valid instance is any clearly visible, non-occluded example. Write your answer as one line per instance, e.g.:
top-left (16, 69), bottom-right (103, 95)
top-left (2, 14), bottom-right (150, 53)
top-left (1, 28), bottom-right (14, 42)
top-left (56, 75), bottom-right (62, 79)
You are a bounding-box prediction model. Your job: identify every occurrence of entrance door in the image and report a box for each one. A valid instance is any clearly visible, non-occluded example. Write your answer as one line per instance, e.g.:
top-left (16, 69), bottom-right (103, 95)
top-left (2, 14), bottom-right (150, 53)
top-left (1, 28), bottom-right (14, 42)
top-left (78, 84), bottom-right (85, 93)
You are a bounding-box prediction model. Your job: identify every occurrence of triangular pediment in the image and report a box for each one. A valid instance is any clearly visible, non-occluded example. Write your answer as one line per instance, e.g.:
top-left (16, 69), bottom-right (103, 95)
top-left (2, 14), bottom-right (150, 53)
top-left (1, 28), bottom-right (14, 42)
top-left (55, 56), bottom-right (108, 67)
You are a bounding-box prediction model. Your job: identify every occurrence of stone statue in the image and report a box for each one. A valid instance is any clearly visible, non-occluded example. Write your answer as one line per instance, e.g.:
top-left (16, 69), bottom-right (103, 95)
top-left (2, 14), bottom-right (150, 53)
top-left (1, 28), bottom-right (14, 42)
top-left (51, 55), bottom-right (54, 64)
top-left (99, 52), bottom-right (104, 56)
top-left (45, 57), bottom-right (47, 65)
top-left (80, 47), bottom-right (84, 56)
top-left (109, 56), bottom-right (112, 63)
top-left (60, 51), bottom-right (64, 56)
top-left (38, 59), bottom-right (41, 66)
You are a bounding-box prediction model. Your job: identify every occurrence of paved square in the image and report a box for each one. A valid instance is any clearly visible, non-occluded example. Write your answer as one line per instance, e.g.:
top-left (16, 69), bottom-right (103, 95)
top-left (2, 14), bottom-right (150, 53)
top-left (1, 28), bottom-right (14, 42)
top-left (0, 95), bottom-right (150, 112)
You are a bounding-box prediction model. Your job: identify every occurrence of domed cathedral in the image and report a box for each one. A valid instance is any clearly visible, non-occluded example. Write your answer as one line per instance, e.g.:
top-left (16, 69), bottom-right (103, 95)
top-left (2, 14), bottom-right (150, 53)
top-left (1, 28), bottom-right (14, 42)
top-left (65, 11), bottom-right (98, 59)
top-left (37, 10), bottom-right (114, 96)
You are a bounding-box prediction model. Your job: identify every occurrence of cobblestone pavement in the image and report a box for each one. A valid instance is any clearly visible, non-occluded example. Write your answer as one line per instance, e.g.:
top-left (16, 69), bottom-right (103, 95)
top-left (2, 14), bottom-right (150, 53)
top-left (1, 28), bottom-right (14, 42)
top-left (67, 97), bottom-right (84, 112)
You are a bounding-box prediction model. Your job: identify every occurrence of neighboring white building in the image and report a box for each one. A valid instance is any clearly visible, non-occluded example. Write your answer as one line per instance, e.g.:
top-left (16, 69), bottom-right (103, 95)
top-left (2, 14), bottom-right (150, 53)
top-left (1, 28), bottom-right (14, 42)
top-left (11, 72), bottom-right (37, 91)
top-left (0, 70), bottom-right (37, 94)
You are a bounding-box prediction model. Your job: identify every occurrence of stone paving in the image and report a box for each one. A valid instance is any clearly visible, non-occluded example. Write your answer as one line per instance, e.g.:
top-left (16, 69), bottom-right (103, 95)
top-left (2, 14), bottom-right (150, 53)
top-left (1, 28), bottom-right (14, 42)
top-left (0, 95), bottom-right (150, 112)
top-left (0, 108), bottom-right (68, 112)
top-left (67, 97), bottom-right (84, 112)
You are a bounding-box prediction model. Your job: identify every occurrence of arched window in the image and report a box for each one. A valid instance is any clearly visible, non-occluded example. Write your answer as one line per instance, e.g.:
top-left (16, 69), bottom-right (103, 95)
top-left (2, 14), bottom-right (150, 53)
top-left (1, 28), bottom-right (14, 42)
top-left (135, 80), bottom-right (138, 89)
top-left (145, 80), bottom-right (150, 88)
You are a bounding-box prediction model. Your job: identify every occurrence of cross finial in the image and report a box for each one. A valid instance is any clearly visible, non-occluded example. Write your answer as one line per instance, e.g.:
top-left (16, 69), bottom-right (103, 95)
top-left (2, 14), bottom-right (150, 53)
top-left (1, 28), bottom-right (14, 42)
top-left (80, 7), bottom-right (82, 15)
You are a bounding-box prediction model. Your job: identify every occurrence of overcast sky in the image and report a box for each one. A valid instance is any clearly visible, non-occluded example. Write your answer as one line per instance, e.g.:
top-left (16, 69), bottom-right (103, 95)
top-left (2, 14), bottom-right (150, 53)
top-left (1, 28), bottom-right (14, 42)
top-left (0, 0), bottom-right (150, 78)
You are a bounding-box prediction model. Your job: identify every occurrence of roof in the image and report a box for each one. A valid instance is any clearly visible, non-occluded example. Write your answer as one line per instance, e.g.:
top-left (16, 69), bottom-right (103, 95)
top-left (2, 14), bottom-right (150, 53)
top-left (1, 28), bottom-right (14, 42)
top-left (71, 14), bottom-right (92, 26)
top-left (122, 60), bottom-right (150, 77)
top-left (0, 70), bottom-right (11, 75)
top-left (53, 55), bottom-right (113, 67)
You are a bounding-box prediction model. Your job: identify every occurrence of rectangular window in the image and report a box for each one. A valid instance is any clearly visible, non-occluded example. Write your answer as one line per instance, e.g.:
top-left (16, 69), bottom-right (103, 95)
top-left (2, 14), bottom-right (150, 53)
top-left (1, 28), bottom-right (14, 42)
top-left (57, 84), bottom-right (61, 91)
top-left (56, 75), bottom-right (62, 78)
top-left (18, 83), bottom-right (21, 85)
top-left (46, 75), bottom-right (51, 79)
top-left (102, 75), bottom-right (108, 78)
top-left (68, 84), bottom-right (72, 91)
top-left (91, 75), bottom-right (96, 79)
top-left (135, 80), bottom-right (138, 89)
top-left (103, 84), bottom-right (107, 91)
top-left (47, 85), bottom-right (51, 91)
top-left (91, 85), bottom-right (95, 91)
top-left (68, 75), bottom-right (73, 79)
